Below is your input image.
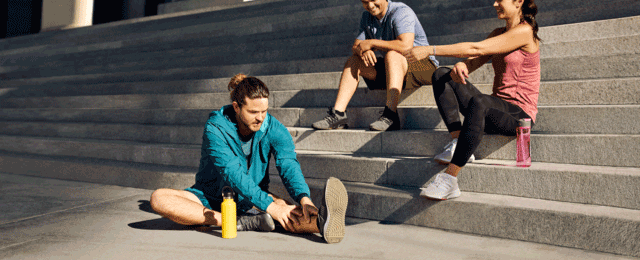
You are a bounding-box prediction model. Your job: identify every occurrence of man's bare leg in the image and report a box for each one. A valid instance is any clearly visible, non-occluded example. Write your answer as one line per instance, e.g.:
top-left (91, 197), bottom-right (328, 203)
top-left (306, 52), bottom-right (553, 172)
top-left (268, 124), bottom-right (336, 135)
top-left (150, 188), bottom-right (220, 226)
top-left (384, 50), bottom-right (409, 112)
top-left (334, 54), bottom-right (378, 112)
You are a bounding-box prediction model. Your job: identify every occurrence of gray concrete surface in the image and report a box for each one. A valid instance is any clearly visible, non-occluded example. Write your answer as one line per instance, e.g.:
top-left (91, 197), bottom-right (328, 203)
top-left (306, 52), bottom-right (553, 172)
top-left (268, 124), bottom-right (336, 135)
top-left (0, 172), bottom-right (636, 260)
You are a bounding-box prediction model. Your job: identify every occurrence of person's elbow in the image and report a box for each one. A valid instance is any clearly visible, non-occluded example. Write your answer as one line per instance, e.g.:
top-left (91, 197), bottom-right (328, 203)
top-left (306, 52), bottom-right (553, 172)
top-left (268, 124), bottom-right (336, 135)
top-left (398, 43), bottom-right (413, 53)
top-left (466, 43), bottom-right (487, 57)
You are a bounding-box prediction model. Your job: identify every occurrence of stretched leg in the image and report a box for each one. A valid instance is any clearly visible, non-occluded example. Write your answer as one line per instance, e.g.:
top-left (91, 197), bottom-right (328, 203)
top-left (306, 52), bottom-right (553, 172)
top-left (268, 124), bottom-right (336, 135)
top-left (384, 50), bottom-right (409, 112)
top-left (150, 188), bottom-right (220, 226)
top-left (334, 54), bottom-right (377, 112)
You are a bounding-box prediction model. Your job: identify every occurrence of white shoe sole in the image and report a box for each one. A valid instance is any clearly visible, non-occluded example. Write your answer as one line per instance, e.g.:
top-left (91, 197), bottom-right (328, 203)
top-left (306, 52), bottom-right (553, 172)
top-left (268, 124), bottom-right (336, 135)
top-left (420, 188), bottom-right (461, 200)
top-left (323, 177), bottom-right (348, 244)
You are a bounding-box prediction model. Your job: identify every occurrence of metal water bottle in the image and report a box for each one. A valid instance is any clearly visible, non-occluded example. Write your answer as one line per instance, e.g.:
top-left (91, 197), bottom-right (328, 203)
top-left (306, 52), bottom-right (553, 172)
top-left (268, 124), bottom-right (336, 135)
top-left (221, 186), bottom-right (237, 239)
top-left (516, 118), bottom-right (532, 167)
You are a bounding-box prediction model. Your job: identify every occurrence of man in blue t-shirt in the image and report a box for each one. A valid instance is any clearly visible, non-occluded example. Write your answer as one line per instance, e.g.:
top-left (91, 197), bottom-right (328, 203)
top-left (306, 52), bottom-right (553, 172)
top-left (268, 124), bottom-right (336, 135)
top-left (312, 0), bottom-right (438, 131)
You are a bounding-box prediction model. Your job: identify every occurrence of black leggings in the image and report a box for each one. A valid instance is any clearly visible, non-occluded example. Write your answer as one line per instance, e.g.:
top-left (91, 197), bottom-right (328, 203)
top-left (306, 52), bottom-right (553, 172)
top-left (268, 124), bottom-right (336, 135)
top-left (431, 67), bottom-right (531, 167)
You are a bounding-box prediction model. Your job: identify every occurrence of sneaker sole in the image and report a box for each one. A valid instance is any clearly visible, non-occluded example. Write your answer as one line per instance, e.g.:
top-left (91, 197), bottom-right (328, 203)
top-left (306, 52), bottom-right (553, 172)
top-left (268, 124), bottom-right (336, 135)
top-left (314, 124), bottom-right (349, 130)
top-left (323, 177), bottom-right (348, 244)
top-left (434, 158), bottom-right (451, 165)
top-left (420, 189), bottom-right (461, 201)
top-left (369, 125), bottom-right (400, 131)
top-left (434, 158), bottom-right (474, 165)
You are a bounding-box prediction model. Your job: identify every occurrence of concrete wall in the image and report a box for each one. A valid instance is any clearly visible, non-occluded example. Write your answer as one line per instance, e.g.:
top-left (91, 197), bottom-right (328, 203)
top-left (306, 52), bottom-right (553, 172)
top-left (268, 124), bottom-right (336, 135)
top-left (41, 0), bottom-right (93, 32)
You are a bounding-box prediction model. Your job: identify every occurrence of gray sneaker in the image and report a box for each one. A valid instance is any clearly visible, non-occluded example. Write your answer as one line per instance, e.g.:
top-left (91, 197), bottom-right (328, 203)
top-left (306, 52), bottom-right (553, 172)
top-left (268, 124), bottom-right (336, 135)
top-left (236, 212), bottom-right (275, 232)
top-left (312, 108), bottom-right (348, 130)
top-left (317, 177), bottom-right (348, 244)
top-left (369, 106), bottom-right (400, 131)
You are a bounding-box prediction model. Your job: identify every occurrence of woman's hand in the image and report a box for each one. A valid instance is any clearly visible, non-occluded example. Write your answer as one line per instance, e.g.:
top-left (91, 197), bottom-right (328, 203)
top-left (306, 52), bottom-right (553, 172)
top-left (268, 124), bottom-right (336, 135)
top-left (450, 62), bottom-right (470, 85)
top-left (403, 46), bottom-right (430, 63)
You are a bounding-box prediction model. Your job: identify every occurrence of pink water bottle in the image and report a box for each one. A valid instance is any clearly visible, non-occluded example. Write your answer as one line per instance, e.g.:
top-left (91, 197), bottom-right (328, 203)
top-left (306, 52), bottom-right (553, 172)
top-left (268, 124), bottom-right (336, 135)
top-left (516, 118), bottom-right (532, 167)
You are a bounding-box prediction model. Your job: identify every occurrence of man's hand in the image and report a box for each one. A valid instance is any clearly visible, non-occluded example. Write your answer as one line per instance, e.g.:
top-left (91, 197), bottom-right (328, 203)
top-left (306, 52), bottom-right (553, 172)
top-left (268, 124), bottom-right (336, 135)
top-left (266, 202), bottom-right (301, 232)
top-left (450, 62), bottom-right (469, 84)
top-left (299, 197), bottom-right (318, 224)
top-left (361, 50), bottom-right (377, 67)
top-left (355, 40), bottom-right (374, 56)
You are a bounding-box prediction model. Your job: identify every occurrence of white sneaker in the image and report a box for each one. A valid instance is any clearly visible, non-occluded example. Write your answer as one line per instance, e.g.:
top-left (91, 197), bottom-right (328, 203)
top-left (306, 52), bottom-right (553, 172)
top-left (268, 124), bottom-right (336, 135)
top-left (434, 138), bottom-right (475, 164)
top-left (420, 173), bottom-right (461, 200)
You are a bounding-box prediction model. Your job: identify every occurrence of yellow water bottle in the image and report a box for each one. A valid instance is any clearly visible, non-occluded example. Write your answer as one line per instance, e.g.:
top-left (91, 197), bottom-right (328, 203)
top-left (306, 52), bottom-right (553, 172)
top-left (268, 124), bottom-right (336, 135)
top-left (221, 186), bottom-right (237, 239)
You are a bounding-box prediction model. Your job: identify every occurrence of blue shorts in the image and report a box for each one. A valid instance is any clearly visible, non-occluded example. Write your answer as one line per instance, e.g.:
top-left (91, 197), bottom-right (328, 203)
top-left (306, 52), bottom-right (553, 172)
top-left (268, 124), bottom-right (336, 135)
top-left (184, 187), bottom-right (222, 212)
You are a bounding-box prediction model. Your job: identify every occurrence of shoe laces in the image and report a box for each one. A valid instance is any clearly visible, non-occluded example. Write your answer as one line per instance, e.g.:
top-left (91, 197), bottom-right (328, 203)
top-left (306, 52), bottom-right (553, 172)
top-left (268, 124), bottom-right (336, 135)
top-left (237, 214), bottom-right (260, 231)
top-left (377, 111), bottom-right (394, 125)
top-left (431, 174), bottom-right (451, 190)
top-left (323, 109), bottom-right (340, 124)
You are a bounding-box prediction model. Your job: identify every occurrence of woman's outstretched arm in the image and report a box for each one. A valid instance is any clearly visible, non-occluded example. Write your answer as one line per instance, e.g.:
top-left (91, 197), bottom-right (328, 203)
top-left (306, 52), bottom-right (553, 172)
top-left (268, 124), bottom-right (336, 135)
top-left (404, 24), bottom-right (534, 62)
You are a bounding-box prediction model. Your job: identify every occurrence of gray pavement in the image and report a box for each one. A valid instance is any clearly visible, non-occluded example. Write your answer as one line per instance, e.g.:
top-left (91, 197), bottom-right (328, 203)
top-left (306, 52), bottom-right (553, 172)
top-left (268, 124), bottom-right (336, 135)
top-left (0, 173), bottom-right (635, 260)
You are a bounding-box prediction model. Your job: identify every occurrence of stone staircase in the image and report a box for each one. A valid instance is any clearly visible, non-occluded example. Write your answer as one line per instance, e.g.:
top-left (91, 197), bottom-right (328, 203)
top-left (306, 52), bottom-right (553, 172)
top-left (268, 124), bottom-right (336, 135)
top-left (1, 0), bottom-right (639, 257)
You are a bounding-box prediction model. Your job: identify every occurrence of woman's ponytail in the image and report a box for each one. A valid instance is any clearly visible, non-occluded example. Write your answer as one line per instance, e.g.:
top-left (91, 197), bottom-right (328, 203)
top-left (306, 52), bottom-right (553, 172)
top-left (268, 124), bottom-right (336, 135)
top-left (521, 0), bottom-right (541, 42)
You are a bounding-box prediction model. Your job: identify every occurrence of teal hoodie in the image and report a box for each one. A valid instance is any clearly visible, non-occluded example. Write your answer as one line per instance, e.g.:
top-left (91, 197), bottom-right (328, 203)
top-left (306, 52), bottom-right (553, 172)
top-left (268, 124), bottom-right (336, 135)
top-left (191, 105), bottom-right (311, 213)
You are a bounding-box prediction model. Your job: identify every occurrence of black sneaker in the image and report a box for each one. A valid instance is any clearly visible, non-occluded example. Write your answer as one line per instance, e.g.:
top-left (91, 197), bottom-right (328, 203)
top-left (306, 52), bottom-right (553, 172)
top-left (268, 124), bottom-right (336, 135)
top-left (317, 177), bottom-right (348, 244)
top-left (236, 212), bottom-right (276, 232)
top-left (312, 108), bottom-right (348, 130)
top-left (369, 106), bottom-right (400, 131)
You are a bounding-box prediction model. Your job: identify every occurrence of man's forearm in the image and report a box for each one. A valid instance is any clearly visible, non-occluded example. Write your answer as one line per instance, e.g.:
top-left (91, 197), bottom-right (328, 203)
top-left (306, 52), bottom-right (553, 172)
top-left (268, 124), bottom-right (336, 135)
top-left (368, 39), bottom-right (413, 53)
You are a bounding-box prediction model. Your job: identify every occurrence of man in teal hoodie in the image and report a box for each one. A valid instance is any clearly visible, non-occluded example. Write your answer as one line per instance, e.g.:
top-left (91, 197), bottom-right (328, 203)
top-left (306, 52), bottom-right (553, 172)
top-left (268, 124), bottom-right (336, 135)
top-left (150, 74), bottom-right (348, 244)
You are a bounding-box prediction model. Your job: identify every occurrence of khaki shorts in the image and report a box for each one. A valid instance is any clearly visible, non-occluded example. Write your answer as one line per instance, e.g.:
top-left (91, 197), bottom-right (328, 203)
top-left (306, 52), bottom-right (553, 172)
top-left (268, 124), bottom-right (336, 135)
top-left (362, 57), bottom-right (438, 90)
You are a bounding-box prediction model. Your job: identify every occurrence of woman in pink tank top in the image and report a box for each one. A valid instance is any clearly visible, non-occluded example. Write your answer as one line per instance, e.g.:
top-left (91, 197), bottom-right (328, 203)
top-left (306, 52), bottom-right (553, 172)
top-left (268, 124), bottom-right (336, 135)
top-left (403, 0), bottom-right (541, 200)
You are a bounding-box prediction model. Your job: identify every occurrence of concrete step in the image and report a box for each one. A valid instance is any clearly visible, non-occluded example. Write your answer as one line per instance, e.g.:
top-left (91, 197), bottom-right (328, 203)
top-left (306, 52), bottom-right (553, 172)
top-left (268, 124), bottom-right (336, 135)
top-left (1, 149), bottom-right (637, 257)
top-left (3, 44), bottom-right (640, 85)
top-left (0, 122), bottom-right (638, 167)
top-left (0, 2), bottom-right (361, 57)
top-left (287, 127), bottom-right (640, 167)
top-left (295, 178), bottom-right (640, 258)
top-left (424, 0), bottom-right (640, 37)
top-left (2, 76), bottom-right (639, 110)
top-left (4, 23), bottom-right (639, 78)
top-left (1, 139), bottom-right (639, 212)
top-left (274, 150), bottom-right (640, 210)
top-left (2, 4), bottom-right (638, 67)
top-left (0, 0), bottom-right (350, 52)
top-left (159, 0), bottom-right (289, 14)
top-left (2, 104), bottom-right (639, 135)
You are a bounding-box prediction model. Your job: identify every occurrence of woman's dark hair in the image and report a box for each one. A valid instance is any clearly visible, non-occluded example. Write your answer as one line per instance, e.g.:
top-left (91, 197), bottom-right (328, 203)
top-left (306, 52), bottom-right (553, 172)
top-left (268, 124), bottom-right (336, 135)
top-left (521, 0), bottom-right (541, 42)
top-left (228, 73), bottom-right (269, 107)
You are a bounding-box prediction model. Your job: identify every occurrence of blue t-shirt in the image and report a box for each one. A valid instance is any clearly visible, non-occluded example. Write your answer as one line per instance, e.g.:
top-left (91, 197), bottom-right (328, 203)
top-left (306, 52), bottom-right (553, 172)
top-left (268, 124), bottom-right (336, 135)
top-left (356, 0), bottom-right (438, 66)
top-left (240, 135), bottom-right (253, 165)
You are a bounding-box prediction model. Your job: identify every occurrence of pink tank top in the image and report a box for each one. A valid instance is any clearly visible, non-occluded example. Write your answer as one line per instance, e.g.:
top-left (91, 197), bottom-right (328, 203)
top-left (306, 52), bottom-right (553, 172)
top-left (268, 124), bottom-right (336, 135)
top-left (491, 49), bottom-right (541, 122)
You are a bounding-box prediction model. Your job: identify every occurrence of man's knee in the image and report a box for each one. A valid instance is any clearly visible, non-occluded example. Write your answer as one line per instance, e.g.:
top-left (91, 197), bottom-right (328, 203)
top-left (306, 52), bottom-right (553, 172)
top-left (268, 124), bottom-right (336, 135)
top-left (384, 51), bottom-right (408, 66)
top-left (149, 188), bottom-right (172, 213)
top-left (344, 54), bottom-right (363, 68)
